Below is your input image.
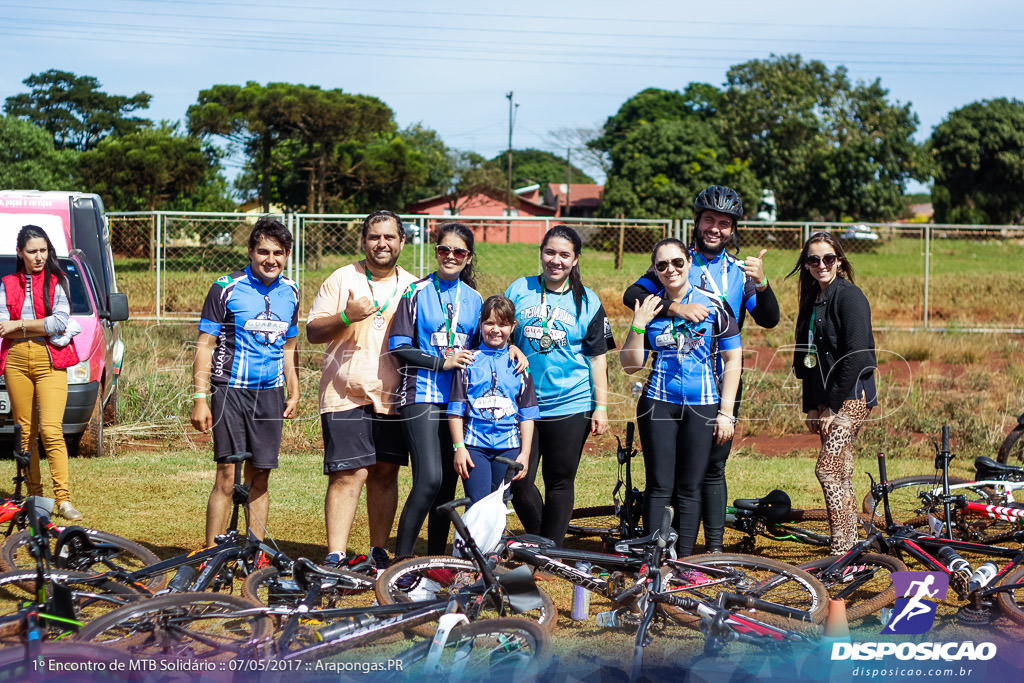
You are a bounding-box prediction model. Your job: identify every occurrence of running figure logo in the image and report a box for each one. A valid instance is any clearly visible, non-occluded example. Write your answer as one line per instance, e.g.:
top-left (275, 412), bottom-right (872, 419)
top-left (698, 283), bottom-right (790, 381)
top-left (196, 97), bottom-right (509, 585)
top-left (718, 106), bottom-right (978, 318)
top-left (882, 571), bottom-right (949, 635)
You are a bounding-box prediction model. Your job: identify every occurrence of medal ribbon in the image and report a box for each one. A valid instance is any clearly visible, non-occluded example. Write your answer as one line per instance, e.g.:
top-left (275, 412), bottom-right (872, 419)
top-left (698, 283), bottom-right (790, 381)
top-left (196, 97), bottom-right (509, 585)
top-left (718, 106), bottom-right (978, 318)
top-left (539, 275), bottom-right (570, 336)
top-left (365, 264), bottom-right (400, 315)
top-left (693, 249), bottom-right (729, 305)
top-left (433, 273), bottom-right (462, 348)
top-left (807, 307), bottom-right (817, 355)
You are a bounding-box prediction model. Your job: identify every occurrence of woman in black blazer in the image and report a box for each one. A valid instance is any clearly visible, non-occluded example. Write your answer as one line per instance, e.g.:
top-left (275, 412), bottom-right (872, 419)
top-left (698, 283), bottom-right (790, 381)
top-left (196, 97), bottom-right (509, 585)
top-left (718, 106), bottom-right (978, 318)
top-left (788, 232), bottom-right (877, 555)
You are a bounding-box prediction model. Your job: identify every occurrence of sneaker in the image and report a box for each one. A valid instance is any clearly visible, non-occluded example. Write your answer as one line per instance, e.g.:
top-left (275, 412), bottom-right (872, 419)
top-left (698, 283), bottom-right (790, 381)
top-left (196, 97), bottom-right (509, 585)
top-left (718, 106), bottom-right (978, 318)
top-left (57, 501), bottom-right (82, 521)
top-left (370, 547), bottom-right (390, 572)
top-left (323, 552), bottom-right (345, 569)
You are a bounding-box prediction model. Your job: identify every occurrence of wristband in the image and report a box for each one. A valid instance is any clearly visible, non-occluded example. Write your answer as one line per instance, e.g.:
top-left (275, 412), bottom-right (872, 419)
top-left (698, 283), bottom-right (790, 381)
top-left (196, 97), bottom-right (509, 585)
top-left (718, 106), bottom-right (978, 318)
top-left (717, 410), bottom-right (737, 425)
top-left (629, 324), bottom-right (645, 335)
top-left (20, 320), bottom-right (25, 334)
top-left (339, 310), bottom-right (351, 325)
top-left (452, 442), bottom-right (465, 451)
top-left (594, 405), bottom-right (607, 412)
top-left (758, 277), bottom-right (769, 288)
top-left (192, 392), bottom-right (208, 400)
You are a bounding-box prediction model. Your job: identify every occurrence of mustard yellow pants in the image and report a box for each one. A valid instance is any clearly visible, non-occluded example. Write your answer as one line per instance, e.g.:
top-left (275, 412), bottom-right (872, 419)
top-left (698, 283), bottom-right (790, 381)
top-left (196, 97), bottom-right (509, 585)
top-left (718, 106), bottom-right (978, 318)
top-left (4, 340), bottom-right (70, 504)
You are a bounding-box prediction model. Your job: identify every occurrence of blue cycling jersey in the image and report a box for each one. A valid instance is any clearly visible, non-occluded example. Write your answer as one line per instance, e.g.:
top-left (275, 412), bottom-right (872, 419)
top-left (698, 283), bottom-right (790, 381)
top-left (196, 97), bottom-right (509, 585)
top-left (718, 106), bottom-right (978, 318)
top-left (389, 274), bottom-right (483, 407)
top-left (642, 286), bottom-right (741, 405)
top-left (504, 276), bottom-right (615, 417)
top-left (198, 266), bottom-right (299, 389)
top-left (447, 345), bottom-right (540, 449)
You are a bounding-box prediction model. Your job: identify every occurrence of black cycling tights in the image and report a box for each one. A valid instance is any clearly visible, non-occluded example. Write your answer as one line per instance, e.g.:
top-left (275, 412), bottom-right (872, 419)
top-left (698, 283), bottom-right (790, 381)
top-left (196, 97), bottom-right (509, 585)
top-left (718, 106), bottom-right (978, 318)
top-left (510, 412), bottom-right (592, 546)
top-left (395, 403), bottom-right (458, 557)
top-left (636, 397), bottom-right (718, 556)
top-left (700, 381), bottom-right (744, 549)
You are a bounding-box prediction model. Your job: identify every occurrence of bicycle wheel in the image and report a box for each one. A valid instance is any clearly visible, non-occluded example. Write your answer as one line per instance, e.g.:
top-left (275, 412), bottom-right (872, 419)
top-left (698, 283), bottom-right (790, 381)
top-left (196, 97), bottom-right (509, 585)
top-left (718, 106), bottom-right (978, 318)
top-left (995, 565), bottom-right (1024, 627)
top-left (567, 505), bottom-right (621, 538)
top-left (0, 642), bottom-right (143, 682)
top-left (0, 569), bottom-right (141, 640)
top-left (376, 556), bottom-right (557, 637)
top-left (998, 424), bottom-right (1024, 466)
top-left (765, 509), bottom-right (879, 548)
top-left (861, 474), bottom-right (971, 522)
top-left (0, 528), bottom-right (165, 591)
top-left (660, 553), bottom-right (828, 630)
top-left (395, 617), bottom-right (550, 680)
top-left (799, 553), bottom-right (906, 621)
top-left (73, 592), bottom-right (271, 659)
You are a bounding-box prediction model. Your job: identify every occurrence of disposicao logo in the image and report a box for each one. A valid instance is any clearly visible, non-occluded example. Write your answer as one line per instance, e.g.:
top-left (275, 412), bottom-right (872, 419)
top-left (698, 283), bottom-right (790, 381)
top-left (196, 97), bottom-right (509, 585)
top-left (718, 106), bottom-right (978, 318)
top-left (882, 571), bottom-right (949, 635)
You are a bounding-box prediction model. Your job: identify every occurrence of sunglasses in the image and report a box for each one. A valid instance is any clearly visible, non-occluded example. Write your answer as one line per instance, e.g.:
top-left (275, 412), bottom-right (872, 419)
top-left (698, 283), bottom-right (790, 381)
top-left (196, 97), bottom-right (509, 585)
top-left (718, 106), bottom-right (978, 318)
top-left (654, 257), bottom-right (688, 273)
top-left (436, 245), bottom-right (471, 261)
top-left (805, 254), bottom-right (838, 268)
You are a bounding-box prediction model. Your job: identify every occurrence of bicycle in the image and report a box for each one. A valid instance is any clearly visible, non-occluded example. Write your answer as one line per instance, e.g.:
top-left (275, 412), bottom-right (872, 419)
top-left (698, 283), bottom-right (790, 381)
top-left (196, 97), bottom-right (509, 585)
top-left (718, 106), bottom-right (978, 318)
top-left (566, 422), bottom-right (644, 541)
top-left (997, 410), bottom-right (1024, 466)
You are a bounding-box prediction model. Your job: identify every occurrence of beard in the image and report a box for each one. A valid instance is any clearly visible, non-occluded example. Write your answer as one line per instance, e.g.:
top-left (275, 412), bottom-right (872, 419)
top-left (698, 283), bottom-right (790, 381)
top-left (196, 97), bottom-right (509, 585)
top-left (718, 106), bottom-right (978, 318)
top-left (694, 228), bottom-right (729, 257)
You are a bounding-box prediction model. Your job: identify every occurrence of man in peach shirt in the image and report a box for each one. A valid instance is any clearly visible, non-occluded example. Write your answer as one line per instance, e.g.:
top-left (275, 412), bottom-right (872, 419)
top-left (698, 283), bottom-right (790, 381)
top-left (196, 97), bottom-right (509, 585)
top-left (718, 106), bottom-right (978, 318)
top-left (306, 210), bottom-right (416, 570)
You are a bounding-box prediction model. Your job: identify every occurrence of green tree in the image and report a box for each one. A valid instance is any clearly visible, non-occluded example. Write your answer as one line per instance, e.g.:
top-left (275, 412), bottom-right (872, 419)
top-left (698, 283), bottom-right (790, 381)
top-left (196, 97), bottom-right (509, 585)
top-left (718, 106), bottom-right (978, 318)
top-left (929, 98), bottom-right (1024, 224)
top-left (4, 70), bottom-right (151, 151)
top-left (598, 118), bottom-right (758, 219)
top-left (78, 124), bottom-right (216, 211)
top-left (722, 54), bottom-right (923, 221)
top-left (0, 116), bottom-right (77, 189)
top-left (488, 148), bottom-right (594, 191)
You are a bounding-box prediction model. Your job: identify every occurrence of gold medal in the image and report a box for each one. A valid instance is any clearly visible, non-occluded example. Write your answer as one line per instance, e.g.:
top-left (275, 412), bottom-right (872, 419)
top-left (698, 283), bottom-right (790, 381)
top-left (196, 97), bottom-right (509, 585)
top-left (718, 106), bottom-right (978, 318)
top-left (804, 353), bottom-right (818, 369)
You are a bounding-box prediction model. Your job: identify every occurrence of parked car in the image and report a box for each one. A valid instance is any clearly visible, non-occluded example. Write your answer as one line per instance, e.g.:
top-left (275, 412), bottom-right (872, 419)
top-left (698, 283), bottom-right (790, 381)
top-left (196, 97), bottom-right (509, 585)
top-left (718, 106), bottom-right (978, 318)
top-left (841, 224), bottom-right (879, 241)
top-left (0, 191), bottom-right (129, 456)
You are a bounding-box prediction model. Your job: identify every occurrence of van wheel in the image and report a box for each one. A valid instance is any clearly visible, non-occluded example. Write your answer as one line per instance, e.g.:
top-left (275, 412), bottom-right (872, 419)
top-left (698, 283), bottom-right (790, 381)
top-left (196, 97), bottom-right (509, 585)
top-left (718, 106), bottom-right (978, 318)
top-left (102, 382), bottom-right (118, 426)
top-left (72, 393), bottom-right (104, 458)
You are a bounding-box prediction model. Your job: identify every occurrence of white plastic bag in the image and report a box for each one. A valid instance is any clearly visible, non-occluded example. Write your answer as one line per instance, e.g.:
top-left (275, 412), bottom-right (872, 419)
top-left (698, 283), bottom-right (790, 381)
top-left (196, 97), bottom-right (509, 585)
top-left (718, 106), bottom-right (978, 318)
top-left (453, 481), bottom-right (511, 558)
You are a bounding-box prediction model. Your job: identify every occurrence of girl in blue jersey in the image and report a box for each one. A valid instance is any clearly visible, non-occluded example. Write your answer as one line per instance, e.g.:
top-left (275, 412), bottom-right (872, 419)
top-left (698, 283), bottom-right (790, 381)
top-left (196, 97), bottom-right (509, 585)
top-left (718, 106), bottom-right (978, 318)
top-left (504, 225), bottom-right (615, 545)
top-left (448, 296), bottom-right (540, 503)
top-left (389, 223), bottom-right (483, 556)
top-left (620, 238), bottom-right (742, 556)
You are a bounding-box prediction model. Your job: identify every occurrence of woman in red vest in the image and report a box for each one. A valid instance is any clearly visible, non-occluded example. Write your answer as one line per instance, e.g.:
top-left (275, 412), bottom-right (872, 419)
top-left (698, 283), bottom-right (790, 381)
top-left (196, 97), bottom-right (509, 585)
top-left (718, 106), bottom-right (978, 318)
top-left (0, 225), bottom-right (81, 520)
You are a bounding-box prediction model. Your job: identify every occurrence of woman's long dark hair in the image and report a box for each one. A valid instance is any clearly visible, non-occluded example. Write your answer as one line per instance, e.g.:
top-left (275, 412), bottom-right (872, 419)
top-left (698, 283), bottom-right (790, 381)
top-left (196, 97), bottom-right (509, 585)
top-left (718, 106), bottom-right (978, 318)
top-left (435, 222), bottom-right (477, 289)
top-left (541, 225), bottom-right (586, 316)
top-left (16, 225), bottom-right (68, 317)
top-left (785, 231), bottom-right (855, 314)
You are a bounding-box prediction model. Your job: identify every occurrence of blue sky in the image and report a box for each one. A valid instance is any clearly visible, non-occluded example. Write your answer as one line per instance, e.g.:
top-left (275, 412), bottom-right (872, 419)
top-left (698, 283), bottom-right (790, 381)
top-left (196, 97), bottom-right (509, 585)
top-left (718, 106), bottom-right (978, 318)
top-left (2, 0), bottom-right (1022, 190)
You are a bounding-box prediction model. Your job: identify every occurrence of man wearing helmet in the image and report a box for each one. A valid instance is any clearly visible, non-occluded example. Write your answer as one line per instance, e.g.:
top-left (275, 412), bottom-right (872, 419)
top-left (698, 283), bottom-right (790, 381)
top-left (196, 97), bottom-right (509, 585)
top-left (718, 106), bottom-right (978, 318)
top-left (622, 185), bottom-right (779, 553)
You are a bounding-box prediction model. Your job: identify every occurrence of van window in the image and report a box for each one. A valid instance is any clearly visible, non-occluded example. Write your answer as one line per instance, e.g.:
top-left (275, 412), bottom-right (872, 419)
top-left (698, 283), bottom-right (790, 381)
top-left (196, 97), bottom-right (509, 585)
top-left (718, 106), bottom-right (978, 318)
top-left (0, 256), bottom-right (92, 315)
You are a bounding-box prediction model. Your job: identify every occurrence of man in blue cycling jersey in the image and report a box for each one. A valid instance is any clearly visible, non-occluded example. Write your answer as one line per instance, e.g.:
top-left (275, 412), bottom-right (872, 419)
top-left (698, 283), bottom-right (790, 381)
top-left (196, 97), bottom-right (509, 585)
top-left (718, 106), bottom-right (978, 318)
top-left (191, 216), bottom-right (300, 548)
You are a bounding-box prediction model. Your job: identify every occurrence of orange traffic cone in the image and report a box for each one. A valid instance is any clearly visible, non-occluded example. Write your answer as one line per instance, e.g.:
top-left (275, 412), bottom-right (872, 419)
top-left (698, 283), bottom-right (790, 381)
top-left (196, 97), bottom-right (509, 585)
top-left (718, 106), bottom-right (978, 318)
top-left (825, 598), bottom-right (850, 639)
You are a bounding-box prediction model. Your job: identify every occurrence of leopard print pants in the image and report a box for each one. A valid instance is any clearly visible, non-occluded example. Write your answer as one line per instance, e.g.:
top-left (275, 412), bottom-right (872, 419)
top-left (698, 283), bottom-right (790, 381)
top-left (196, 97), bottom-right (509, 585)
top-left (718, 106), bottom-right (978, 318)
top-left (815, 398), bottom-right (871, 555)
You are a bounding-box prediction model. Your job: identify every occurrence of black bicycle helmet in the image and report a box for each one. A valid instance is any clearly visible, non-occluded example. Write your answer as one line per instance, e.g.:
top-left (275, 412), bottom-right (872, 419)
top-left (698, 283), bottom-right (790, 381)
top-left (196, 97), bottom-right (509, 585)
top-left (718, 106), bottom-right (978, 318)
top-left (693, 185), bottom-right (744, 220)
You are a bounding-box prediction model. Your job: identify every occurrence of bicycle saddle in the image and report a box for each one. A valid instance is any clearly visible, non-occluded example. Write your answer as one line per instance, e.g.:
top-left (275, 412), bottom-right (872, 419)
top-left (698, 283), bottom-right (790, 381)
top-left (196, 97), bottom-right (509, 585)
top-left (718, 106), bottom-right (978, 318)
top-left (974, 456), bottom-right (1024, 481)
top-left (292, 557), bottom-right (372, 591)
top-left (732, 489), bottom-right (792, 523)
top-left (508, 534), bottom-right (557, 549)
top-left (613, 528), bottom-right (677, 555)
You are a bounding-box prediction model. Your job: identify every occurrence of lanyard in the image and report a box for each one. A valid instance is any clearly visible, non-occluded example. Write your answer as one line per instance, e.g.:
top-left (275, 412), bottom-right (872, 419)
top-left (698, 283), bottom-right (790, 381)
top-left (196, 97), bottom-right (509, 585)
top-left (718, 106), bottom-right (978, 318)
top-left (692, 249), bottom-right (729, 305)
top-left (539, 275), bottom-right (569, 333)
top-left (365, 264), bottom-right (400, 315)
top-left (432, 273), bottom-right (461, 347)
top-left (807, 307), bottom-right (817, 349)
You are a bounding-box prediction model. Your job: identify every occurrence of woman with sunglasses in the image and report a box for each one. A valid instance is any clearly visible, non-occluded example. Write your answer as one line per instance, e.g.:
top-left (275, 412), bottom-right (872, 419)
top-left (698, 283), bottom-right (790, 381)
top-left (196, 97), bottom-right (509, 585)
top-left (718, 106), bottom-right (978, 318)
top-left (620, 238), bottom-right (741, 556)
top-left (787, 232), bottom-right (876, 555)
top-left (504, 225), bottom-right (615, 545)
top-left (388, 223), bottom-right (483, 557)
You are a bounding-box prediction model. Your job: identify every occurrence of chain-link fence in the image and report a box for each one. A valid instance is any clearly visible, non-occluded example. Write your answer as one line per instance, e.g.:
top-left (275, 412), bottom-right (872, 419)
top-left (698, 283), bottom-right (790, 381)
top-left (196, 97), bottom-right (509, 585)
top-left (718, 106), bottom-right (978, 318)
top-left (108, 213), bottom-right (1024, 331)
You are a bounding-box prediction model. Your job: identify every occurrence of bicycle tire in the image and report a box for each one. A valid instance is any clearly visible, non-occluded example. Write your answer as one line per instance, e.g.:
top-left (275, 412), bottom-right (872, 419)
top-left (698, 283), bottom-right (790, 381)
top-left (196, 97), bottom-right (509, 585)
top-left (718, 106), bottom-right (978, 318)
top-left (660, 553), bottom-right (828, 630)
top-left (860, 474), bottom-right (971, 522)
top-left (567, 505), bottom-right (621, 538)
top-left (798, 553), bottom-right (906, 621)
top-left (0, 569), bottom-right (141, 640)
top-left (376, 555), bottom-right (558, 637)
top-left (0, 528), bottom-right (166, 591)
top-left (764, 508), bottom-right (879, 548)
top-left (997, 424), bottom-right (1024, 466)
top-left (393, 617), bottom-right (550, 679)
top-left (73, 591), bottom-right (272, 659)
top-left (994, 565), bottom-right (1024, 627)
top-left (0, 642), bottom-right (145, 682)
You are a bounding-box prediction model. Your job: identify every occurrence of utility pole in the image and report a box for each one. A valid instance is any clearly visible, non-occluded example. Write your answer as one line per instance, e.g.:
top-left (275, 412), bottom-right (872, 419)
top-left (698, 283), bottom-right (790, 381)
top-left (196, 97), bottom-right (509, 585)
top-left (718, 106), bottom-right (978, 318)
top-left (505, 91), bottom-right (517, 242)
top-left (565, 146), bottom-right (572, 218)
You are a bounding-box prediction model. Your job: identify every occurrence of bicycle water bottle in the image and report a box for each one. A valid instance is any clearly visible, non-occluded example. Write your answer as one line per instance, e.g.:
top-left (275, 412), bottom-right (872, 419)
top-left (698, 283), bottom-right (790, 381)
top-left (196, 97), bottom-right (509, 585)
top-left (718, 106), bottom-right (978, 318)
top-left (572, 561), bottom-right (592, 621)
top-left (968, 561), bottom-right (998, 593)
top-left (937, 546), bottom-right (972, 588)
